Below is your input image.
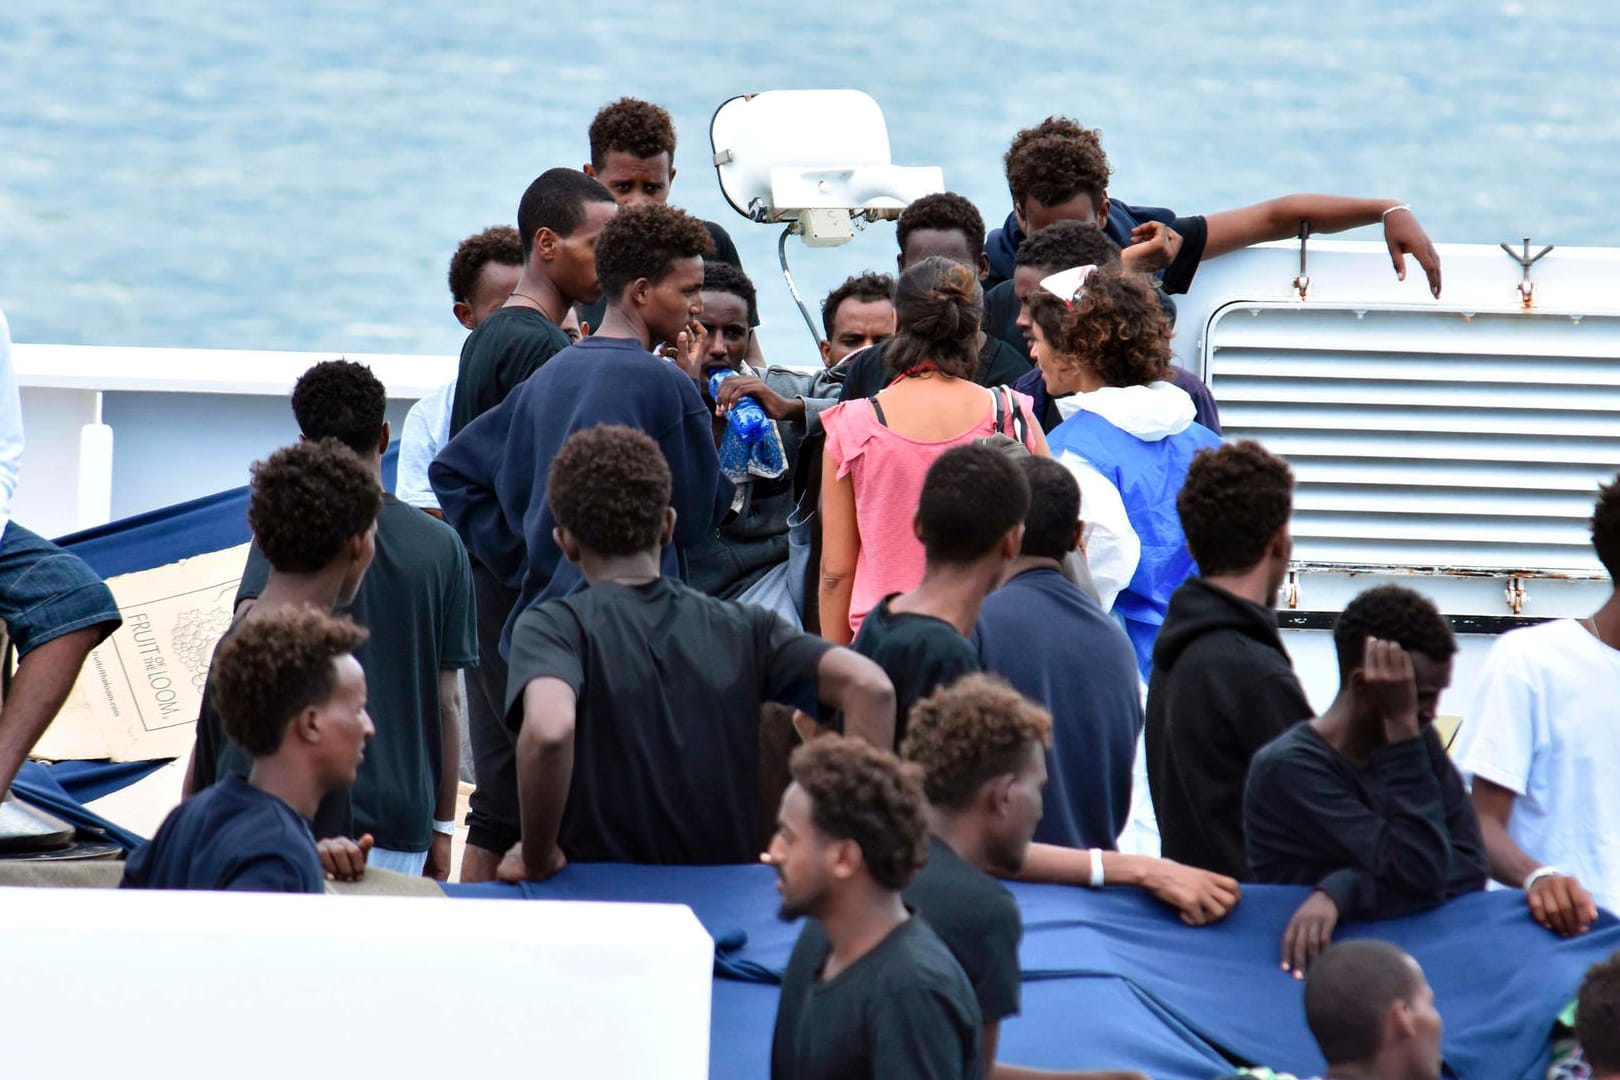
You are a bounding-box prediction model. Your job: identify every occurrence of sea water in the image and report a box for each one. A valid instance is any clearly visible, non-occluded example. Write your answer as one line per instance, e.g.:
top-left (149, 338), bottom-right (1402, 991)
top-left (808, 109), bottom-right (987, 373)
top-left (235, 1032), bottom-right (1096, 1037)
top-left (2, 1), bottom-right (1617, 365)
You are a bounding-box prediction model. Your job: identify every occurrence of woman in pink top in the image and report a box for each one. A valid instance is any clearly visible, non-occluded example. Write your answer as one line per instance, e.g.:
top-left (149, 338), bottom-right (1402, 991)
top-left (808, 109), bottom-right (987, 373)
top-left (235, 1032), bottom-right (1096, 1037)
top-left (819, 258), bottom-right (1048, 643)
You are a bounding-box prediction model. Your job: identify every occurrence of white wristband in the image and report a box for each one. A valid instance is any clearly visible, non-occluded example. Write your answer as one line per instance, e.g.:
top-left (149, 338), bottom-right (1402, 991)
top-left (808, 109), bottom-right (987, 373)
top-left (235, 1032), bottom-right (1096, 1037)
top-left (431, 819), bottom-right (456, 837)
top-left (1524, 865), bottom-right (1561, 891)
top-left (1381, 203), bottom-right (1413, 221)
top-left (1088, 848), bottom-right (1105, 889)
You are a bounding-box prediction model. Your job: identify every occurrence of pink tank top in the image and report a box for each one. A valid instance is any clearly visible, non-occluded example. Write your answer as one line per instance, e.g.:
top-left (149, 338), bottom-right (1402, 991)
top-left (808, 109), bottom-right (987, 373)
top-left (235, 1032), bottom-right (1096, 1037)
top-left (822, 385), bottom-right (1038, 635)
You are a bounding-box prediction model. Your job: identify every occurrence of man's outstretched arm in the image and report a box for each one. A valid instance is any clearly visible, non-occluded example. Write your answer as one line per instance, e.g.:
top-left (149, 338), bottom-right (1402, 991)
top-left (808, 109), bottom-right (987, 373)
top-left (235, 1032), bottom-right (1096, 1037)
top-left (1012, 844), bottom-right (1241, 925)
top-left (1202, 194), bottom-right (1442, 296)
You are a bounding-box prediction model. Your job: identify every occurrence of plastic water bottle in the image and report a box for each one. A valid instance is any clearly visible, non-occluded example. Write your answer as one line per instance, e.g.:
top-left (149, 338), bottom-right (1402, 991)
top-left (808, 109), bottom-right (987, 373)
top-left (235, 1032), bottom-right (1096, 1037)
top-left (708, 370), bottom-right (770, 444)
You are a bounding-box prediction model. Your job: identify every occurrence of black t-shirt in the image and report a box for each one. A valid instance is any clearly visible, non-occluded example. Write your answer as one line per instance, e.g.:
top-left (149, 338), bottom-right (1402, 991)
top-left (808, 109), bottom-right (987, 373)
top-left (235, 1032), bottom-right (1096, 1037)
top-left (851, 596), bottom-right (981, 745)
top-left (121, 774), bottom-right (324, 893)
top-left (238, 494), bottom-right (479, 852)
top-left (575, 219), bottom-right (748, 333)
top-left (448, 306), bottom-right (572, 437)
top-left (836, 336), bottom-right (1033, 404)
top-left (504, 577), bottom-right (833, 864)
top-left (904, 835), bottom-right (1023, 1023)
top-left (772, 915), bottom-right (983, 1080)
top-left (1244, 723), bottom-right (1489, 919)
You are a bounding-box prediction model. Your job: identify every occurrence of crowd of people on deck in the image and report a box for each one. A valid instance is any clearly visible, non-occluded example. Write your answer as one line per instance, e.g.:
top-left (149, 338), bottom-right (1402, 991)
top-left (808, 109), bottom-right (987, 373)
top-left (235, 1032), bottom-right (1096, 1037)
top-left (2, 96), bottom-right (1619, 1080)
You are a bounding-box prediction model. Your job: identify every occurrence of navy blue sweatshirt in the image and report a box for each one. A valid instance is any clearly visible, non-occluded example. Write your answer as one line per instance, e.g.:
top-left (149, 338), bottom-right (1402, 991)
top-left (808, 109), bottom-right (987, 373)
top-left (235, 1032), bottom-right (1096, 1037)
top-left (430, 335), bottom-right (729, 655)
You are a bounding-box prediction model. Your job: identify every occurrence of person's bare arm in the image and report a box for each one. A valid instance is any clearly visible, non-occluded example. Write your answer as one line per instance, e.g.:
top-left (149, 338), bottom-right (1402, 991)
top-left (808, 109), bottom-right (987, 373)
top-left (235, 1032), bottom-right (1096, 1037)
top-left (1202, 194), bottom-right (1441, 296)
top-left (425, 669), bottom-right (463, 881)
top-left (498, 677), bottom-right (575, 883)
top-left (1472, 777), bottom-right (1596, 936)
top-left (818, 449), bottom-right (860, 646)
top-left (813, 647), bottom-right (895, 749)
top-left (985, 1022), bottom-right (1147, 1080)
top-left (1013, 843), bottom-right (1241, 926)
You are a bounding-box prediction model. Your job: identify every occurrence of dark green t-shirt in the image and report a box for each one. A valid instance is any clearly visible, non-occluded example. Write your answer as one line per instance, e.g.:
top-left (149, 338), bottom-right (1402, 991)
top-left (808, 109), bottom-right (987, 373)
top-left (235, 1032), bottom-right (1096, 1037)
top-left (448, 306), bottom-right (571, 437)
top-left (903, 835), bottom-right (1023, 1023)
top-left (850, 596), bottom-right (981, 746)
top-left (239, 494), bottom-right (479, 851)
top-left (771, 915), bottom-right (982, 1080)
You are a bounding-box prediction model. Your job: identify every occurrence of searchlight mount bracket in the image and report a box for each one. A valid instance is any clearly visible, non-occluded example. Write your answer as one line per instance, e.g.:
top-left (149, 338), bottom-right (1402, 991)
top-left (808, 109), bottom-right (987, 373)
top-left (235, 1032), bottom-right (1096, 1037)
top-left (710, 90), bottom-right (945, 348)
top-left (1499, 237), bottom-right (1554, 310)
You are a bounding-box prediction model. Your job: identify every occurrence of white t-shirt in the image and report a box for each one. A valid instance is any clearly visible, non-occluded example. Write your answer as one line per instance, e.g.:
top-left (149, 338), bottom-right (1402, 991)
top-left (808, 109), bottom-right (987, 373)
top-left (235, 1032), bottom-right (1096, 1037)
top-left (395, 380), bottom-right (455, 511)
top-left (1453, 618), bottom-right (1620, 913)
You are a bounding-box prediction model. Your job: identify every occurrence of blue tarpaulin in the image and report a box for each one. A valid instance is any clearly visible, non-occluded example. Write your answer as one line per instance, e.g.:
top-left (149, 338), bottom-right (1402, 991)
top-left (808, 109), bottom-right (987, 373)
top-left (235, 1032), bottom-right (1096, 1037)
top-left (450, 866), bottom-right (1617, 1080)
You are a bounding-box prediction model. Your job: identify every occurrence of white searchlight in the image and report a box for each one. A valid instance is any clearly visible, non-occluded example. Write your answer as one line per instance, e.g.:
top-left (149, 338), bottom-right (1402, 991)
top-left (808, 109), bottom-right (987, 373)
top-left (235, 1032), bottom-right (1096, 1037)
top-left (710, 90), bottom-right (944, 342)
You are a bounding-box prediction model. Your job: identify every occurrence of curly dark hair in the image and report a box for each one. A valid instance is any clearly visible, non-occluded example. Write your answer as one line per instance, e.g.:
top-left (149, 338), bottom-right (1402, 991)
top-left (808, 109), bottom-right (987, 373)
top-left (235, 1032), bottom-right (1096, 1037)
top-left (1002, 116), bottom-right (1099, 179)
top-left (902, 673), bottom-right (1052, 810)
top-left (895, 192), bottom-right (986, 260)
top-left (548, 425), bottom-right (672, 557)
top-left (1332, 584), bottom-right (1457, 680)
top-left (214, 606), bottom-right (369, 757)
top-left (1304, 941), bottom-right (1423, 1066)
top-left (919, 444), bottom-right (1031, 565)
top-left (884, 257), bottom-right (983, 380)
top-left (820, 272), bottom-right (895, 338)
top-left (447, 225), bottom-right (523, 303)
top-left (1178, 441), bottom-right (1294, 574)
top-left (1019, 222), bottom-right (1126, 346)
top-left (1593, 473), bottom-right (1620, 580)
top-left (702, 260), bottom-right (758, 325)
top-left (1054, 265), bottom-right (1173, 387)
top-left (248, 439), bottom-right (381, 574)
top-left (1005, 131), bottom-right (1111, 214)
top-left (291, 360), bottom-right (387, 456)
top-left (1016, 221), bottom-right (1122, 272)
top-left (1019, 456), bottom-right (1081, 560)
top-left (593, 203), bottom-right (715, 301)
top-left (589, 97), bottom-right (677, 168)
top-left (1576, 951), bottom-right (1620, 1074)
top-left (789, 734), bottom-right (928, 892)
top-left (515, 168), bottom-right (616, 259)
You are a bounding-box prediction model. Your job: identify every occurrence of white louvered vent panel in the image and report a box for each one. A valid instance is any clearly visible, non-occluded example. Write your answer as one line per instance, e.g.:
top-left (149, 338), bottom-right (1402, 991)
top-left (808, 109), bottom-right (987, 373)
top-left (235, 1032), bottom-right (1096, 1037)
top-left (1204, 306), bottom-right (1620, 575)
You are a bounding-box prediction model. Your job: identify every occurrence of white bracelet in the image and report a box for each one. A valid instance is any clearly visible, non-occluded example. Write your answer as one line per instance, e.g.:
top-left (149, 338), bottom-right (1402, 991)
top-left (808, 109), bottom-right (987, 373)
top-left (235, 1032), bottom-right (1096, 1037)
top-left (1381, 203), bottom-right (1413, 221)
top-left (431, 819), bottom-right (456, 837)
top-left (1524, 865), bottom-right (1562, 891)
top-left (1088, 848), bottom-right (1105, 889)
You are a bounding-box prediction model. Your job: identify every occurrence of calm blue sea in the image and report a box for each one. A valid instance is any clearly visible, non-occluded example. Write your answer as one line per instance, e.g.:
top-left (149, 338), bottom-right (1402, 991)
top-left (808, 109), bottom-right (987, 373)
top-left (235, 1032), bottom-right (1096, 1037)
top-left (3, 1), bottom-right (1617, 364)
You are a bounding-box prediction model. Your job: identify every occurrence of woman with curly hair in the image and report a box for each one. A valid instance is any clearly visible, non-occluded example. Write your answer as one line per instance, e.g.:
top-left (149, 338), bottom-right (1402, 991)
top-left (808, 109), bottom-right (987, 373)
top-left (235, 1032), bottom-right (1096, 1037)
top-left (818, 257), bottom-right (1048, 644)
top-left (1025, 264), bottom-right (1221, 677)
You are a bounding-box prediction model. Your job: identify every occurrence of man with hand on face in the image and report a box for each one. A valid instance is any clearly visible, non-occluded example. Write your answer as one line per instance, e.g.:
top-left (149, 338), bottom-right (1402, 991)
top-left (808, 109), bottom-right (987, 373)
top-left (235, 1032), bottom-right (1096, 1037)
top-left (1244, 586), bottom-right (1488, 978)
top-left (432, 204), bottom-right (728, 878)
top-left (902, 674), bottom-right (1150, 1080)
top-left (691, 263), bottom-right (845, 617)
top-left (767, 735), bottom-right (983, 1080)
